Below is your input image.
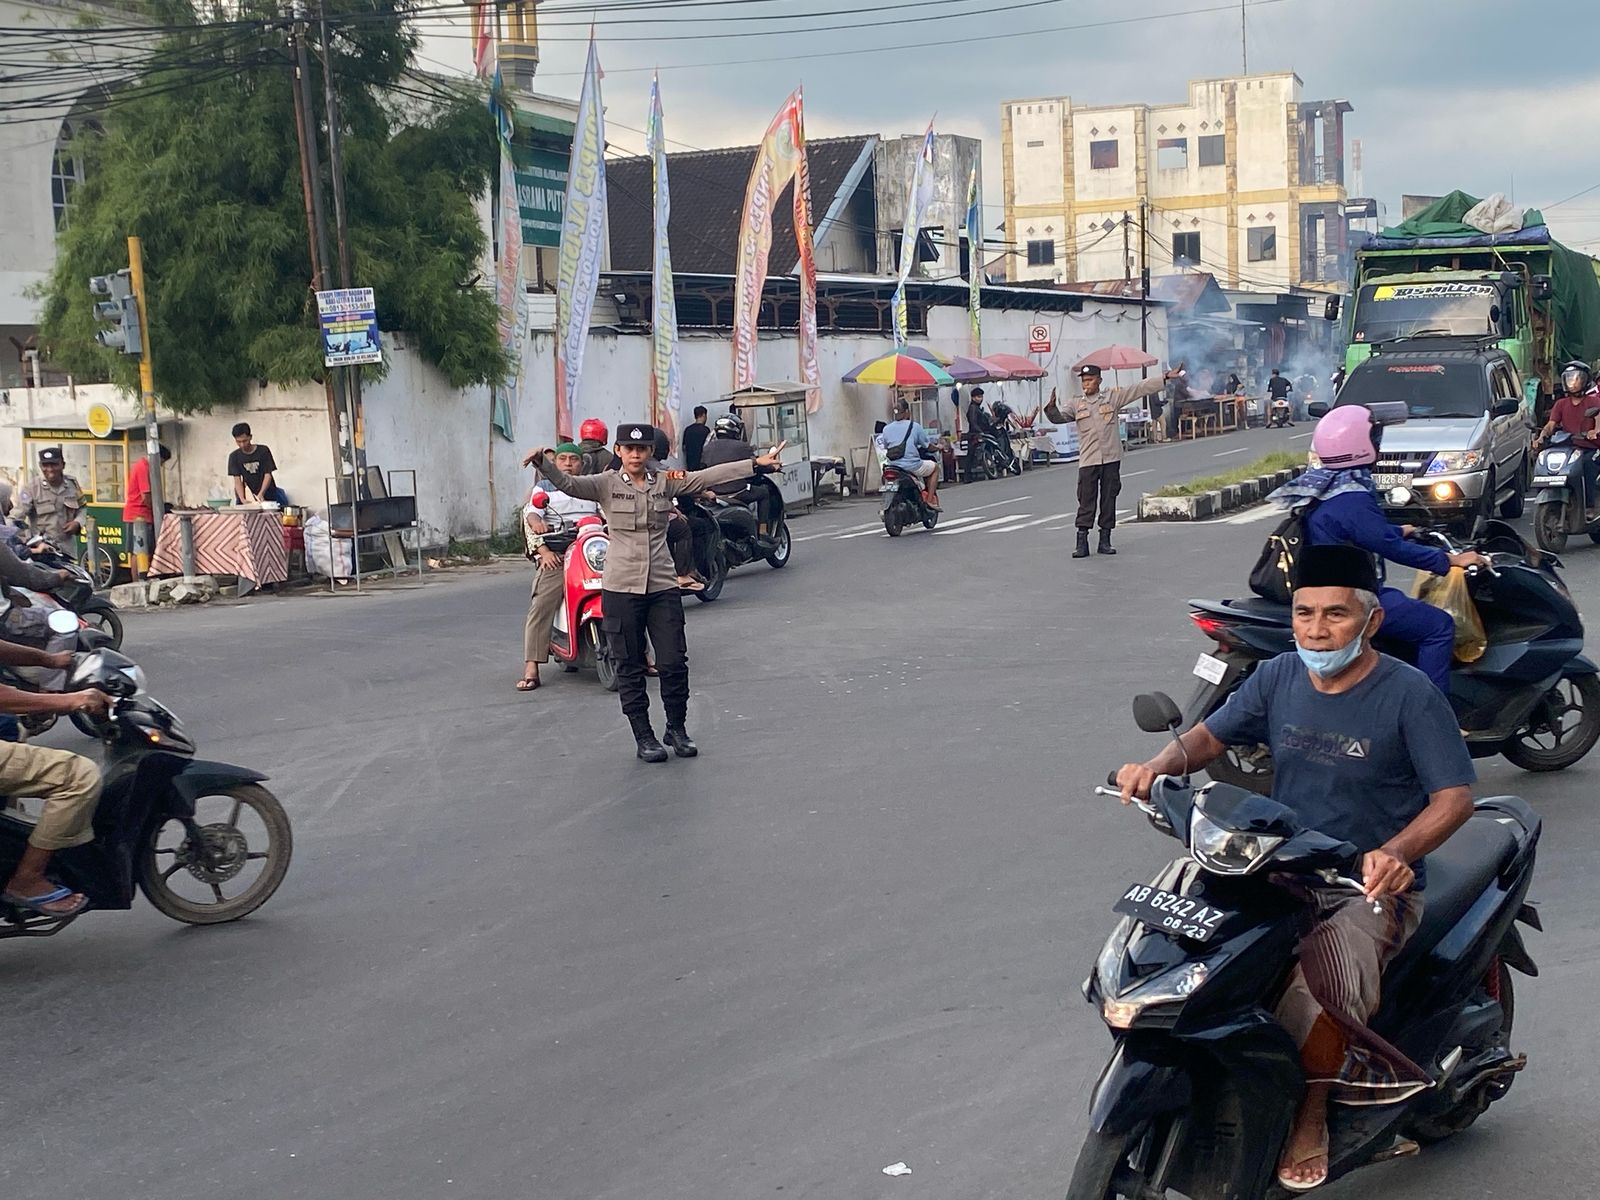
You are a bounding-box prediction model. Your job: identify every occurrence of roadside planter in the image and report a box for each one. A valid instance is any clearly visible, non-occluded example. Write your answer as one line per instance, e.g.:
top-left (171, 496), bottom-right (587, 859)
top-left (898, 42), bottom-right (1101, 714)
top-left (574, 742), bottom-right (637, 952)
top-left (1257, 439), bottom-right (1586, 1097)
top-left (1138, 464), bottom-right (1306, 522)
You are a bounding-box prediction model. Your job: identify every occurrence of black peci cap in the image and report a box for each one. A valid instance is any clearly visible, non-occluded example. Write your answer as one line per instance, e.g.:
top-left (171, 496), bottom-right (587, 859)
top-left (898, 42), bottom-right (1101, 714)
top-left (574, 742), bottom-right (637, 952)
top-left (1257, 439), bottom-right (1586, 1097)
top-left (1291, 544), bottom-right (1380, 594)
top-left (38, 446), bottom-right (64, 465)
top-left (616, 423), bottom-right (657, 447)
top-left (1077, 364), bottom-right (1102, 378)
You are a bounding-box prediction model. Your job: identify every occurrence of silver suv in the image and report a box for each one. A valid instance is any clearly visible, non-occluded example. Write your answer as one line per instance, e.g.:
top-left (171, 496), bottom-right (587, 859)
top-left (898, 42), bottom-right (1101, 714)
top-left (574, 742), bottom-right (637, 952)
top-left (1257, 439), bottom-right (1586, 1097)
top-left (1316, 341), bottom-right (1533, 533)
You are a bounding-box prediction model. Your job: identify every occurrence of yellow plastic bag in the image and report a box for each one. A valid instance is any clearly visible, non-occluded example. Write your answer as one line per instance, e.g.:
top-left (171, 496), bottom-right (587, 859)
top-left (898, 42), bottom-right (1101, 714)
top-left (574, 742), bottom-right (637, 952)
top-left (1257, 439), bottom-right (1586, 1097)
top-left (1412, 566), bottom-right (1487, 663)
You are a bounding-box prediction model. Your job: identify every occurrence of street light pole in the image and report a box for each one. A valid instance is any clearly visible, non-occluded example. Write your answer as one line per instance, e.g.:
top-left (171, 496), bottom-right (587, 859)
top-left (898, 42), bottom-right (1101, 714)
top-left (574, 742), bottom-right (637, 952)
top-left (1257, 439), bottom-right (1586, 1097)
top-left (125, 236), bottom-right (163, 539)
top-left (1138, 198), bottom-right (1150, 361)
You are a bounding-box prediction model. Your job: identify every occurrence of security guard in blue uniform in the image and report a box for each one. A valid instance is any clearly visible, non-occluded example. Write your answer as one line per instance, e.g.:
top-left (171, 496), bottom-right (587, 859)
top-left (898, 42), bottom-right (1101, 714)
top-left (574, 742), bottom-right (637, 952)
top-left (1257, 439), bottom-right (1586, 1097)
top-left (526, 424), bottom-right (785, 761)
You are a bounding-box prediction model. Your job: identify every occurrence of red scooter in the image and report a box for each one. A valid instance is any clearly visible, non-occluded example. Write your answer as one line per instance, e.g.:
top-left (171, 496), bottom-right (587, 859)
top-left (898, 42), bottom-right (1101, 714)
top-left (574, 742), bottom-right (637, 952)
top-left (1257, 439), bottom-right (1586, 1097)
top-left (528, 493), bottom-right (617, 691)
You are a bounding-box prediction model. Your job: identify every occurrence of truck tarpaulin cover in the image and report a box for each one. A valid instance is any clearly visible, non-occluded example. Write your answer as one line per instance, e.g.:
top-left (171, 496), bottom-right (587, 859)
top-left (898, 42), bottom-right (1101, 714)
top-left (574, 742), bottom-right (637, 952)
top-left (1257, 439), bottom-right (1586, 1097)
top-left (1371, 190), bottom-right (1600, 369)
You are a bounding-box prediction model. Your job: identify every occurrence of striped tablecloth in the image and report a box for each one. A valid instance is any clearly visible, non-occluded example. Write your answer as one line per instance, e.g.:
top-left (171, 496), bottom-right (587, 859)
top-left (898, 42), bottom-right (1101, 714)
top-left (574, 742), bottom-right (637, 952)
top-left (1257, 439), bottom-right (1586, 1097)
top-left (150, 509), bottom-right (289, 586)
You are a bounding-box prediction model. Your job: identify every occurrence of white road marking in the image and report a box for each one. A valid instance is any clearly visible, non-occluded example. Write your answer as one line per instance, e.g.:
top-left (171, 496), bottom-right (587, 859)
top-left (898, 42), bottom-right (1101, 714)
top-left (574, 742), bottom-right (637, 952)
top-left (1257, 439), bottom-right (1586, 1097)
top-left (833, 514), bottom-right (987, 540)
top-left (954, 494), bottom-right (1032, 514)
top-left (986, 512), bottom-right (1078, 532)
top-left (1122, 470), bottom-right (1153, 478)
top-left (1290, 432), bottom-right (1313, 440)
top-left (1213, 446), bottom-right (1250, 457)
top-left (1213, 505), bottom-right (1280, 525)
top-left (793, 521), bottom-right (882, 542)
top-left (932, 513), bottom-right (1035, 536)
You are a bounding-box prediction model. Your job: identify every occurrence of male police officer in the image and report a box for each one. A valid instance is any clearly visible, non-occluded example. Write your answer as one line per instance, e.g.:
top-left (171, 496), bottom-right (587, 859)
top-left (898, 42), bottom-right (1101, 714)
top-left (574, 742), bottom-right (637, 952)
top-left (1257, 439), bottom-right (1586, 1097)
top-left (525, 424), bottom-right (784, 761)
top-left (17, 447), bottom-right (85, 560)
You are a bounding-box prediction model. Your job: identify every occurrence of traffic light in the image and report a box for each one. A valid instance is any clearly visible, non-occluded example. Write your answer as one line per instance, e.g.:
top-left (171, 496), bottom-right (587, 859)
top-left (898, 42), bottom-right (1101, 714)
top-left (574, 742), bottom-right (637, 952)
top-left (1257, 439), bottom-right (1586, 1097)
top-left (89, 270), bottom-right (142, 356)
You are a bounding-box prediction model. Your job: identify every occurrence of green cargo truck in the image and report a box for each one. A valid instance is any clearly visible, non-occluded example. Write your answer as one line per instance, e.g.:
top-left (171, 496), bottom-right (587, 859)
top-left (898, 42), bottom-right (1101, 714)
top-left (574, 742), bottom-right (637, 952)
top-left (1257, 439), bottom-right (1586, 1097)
top-left (1338, 191), bottom-right (1600, 418)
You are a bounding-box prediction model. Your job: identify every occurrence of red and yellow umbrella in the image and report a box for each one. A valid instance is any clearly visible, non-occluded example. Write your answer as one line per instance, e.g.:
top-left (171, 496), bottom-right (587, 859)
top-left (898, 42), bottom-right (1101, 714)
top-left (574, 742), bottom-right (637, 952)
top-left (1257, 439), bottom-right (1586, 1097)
top-left (841, 350), bottom-right (955, 387)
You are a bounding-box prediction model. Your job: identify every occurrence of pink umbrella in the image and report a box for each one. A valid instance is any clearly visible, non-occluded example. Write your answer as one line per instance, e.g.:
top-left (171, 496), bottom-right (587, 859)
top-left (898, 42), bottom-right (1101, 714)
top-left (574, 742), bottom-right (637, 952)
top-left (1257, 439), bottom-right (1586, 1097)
top-left (980, 353), bottom-right (1047, 380)
top-left (947, 355), bottom-right (1010, 382)
top-left (1074, 344), bottom-right (1159, 372)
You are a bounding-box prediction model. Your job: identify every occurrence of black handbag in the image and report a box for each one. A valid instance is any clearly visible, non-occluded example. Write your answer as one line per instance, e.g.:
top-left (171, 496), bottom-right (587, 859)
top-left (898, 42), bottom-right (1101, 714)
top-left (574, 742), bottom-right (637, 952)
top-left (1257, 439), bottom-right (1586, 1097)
top-left (1248, 500), bottom-right (1317, 605)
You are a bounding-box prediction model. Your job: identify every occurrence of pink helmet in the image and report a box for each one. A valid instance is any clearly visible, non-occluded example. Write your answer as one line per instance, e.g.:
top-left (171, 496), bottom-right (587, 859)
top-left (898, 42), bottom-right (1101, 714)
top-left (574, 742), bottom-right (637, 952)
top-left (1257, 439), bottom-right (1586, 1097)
top-left (1311, 404), bottom-right (1380, 468)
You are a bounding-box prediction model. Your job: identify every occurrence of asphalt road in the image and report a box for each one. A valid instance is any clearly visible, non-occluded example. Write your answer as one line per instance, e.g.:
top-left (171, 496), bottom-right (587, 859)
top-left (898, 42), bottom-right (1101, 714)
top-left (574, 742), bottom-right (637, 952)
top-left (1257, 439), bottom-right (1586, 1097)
top-left (5, 427), bottom-right (1598, 1200)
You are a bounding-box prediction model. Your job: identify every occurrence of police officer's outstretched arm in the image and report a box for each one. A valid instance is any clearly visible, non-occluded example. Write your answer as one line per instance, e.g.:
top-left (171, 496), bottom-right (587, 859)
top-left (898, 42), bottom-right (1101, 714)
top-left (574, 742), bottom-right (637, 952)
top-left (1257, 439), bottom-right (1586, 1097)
top-left (674, 441), bottom-right (785, 497)
top-left (522, 448), bottom-right (607, 500)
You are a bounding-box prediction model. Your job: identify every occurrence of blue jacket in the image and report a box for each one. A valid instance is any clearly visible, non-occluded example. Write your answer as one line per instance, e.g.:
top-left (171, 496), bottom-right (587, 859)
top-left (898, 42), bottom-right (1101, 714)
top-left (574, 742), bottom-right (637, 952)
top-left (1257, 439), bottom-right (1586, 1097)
top-left (1303, 490), bottom-right (1450, 582)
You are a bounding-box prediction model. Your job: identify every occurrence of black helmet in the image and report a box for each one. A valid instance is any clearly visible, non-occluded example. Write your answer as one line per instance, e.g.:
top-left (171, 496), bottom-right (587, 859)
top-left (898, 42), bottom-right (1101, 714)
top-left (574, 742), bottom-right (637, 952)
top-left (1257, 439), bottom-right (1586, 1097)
top-left (1561, 360), bottom-right (1593, 395)
top-left (713, 413), bottom-right (745, 440)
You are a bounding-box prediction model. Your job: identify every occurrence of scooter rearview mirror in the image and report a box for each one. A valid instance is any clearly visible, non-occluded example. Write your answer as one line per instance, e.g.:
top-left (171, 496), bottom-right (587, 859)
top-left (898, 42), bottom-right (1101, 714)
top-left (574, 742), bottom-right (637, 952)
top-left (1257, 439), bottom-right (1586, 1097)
top-left (1132, 692), bottom-right (1183, 734)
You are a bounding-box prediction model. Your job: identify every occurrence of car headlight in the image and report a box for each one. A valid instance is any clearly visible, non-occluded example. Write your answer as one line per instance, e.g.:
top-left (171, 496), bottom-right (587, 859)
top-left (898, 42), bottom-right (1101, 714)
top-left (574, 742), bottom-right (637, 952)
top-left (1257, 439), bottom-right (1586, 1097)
top-left (582, 537), bottom-right (608, 573)
top-left (1189, 808), bottom-right (1283, 875)
top-left (1426, 450), bottom-right (1484, 475)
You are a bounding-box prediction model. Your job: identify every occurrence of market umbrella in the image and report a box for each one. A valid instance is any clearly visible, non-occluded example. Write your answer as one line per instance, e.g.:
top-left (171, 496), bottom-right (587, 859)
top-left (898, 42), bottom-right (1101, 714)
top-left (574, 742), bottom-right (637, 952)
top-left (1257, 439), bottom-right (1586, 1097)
top-left (841, 349), bottom-right (955, 387)
top-left (946, 355), bottom-right (1010, 383)
top-left (901, 345), bottom-right (954, 366)
top-left (1073, 344), bottom-right (1159, 372)
top-left (979, 353), bottom-right (1047, 380)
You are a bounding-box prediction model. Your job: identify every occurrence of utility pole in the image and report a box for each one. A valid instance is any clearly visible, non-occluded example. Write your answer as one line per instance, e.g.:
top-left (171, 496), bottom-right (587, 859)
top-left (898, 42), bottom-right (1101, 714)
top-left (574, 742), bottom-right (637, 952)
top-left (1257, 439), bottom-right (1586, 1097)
top-left (1138, 198), bottom-right (1150, 362)
top-left (1122, 211), bottom-right (1132, 283)
top-left (124, 238), bottom-right (164, 539)
top-left (1240, 0), bottom-right (1248, 73)
top-left (289, 6), bottom-right (348, 487)
top-left (316, 0), bottom-right (367, 494)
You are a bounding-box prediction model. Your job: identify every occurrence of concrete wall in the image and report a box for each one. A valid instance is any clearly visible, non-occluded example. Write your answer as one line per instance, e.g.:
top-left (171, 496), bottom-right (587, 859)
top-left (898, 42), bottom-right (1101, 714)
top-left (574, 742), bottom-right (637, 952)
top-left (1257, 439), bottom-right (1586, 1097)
top-left (873, 133), bottom-right (984, 280)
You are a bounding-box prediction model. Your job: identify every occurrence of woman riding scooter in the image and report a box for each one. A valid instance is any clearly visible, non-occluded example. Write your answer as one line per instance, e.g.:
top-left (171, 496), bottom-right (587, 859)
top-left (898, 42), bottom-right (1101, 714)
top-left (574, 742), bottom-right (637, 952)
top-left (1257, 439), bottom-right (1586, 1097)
top-left (1267, 405), bottom-right (1486, 691)
top-left (518, 444), bottom-right (601, 692)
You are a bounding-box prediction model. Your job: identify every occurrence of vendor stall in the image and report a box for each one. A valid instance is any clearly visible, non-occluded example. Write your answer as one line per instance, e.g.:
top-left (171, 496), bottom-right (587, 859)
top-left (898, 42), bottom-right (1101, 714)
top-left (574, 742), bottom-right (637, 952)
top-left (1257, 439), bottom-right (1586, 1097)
top-left (723, 382), bottom-right (814, 510)
top-left (16, 419), bottom-right (179, 585)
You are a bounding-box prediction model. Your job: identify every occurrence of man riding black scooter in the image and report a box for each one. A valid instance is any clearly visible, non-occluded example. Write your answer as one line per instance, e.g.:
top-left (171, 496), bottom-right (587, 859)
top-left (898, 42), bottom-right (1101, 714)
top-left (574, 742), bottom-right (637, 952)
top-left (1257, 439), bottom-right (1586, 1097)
top-left (698, 414), bottom-right (785, 551)
top-left (1533, 359), bottom-right (1600, 523)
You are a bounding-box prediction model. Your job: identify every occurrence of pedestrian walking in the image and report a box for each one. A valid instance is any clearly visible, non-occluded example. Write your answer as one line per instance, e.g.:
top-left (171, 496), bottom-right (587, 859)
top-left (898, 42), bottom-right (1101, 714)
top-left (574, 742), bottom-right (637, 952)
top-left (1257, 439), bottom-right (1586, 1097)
top-left (524, 424), bottom-right (784, 762)
top-left (1049, 362), bottom-right (1182, 558)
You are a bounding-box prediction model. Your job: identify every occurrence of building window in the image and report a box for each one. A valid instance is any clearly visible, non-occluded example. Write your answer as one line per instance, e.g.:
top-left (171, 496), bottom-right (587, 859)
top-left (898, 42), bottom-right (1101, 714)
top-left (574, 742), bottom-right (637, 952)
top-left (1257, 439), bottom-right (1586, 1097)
top-left (1089, 139), bottom-right (1118, 170)
top-left (1198, 134), bottom-right (1226, 167)
top-left (1156, 138), bottom-right (1188, 171)
top-left (1027, 239), bottom-right (1056, 267)
top-left (1172, 231), bottom-right (1200, 266)
top-left (1248, 225), bottom-right (1277, 262)
top-left (1026, 139), bottom-right (1045, 148)
top-left (50, 116), bottom-right (101, 230)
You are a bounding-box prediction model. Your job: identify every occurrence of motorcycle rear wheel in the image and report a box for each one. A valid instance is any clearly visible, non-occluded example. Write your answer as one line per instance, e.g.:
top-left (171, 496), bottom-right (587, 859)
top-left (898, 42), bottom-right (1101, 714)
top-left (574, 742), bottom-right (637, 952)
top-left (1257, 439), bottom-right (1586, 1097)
top-left (1501, 674), bottom-right (1600, 771)
top-left (1409, 964), bottom-right (1514, 1144)
top-left (80, 605), bottom-right (123, 650)
top-left (695, 547), bottom-right (727, 603)
top-left (765, 521), bottom-right (791, 568)
top-left (883, 509), bottom-right (904, 537)
top-left (137, 783), bottom-right (292, 925)
top-left (922, 506), bottom-right (939, 530)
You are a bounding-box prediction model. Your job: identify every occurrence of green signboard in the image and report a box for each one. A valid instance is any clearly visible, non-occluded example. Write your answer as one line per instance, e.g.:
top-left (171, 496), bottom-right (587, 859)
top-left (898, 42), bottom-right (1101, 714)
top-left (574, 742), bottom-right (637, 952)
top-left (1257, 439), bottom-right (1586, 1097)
top-left (511, 144), bottom-right (569, 249)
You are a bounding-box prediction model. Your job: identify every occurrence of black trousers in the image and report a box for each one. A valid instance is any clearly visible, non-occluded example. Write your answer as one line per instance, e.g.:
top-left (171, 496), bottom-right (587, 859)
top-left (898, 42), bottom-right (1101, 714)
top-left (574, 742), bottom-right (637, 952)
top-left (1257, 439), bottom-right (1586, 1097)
top-left (603, 588), bottom-right (689, 728)
top-left (1076, 460), bottom-right (1122, 532)
top-left (667, 515), bottom-right (693, 575)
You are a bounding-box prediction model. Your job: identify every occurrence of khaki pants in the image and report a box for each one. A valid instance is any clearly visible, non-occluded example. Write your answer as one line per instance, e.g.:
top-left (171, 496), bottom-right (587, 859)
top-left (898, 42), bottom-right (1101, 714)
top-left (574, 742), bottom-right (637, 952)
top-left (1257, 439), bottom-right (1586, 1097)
top-left (523, 564), bottom-right (566, 663)
top-left (1, 741), bottom-right (102, 852)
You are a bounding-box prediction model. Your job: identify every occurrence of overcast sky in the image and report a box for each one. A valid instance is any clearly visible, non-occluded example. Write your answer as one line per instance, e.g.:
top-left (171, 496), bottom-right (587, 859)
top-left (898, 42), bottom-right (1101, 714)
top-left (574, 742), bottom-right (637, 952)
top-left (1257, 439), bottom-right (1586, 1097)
top-left (419, 0), bottom-right (1600, 256)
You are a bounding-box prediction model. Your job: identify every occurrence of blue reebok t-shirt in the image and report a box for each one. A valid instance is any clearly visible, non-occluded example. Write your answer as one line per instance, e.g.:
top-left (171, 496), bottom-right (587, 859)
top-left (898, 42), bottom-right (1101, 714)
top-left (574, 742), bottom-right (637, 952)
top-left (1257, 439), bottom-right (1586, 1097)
top-left (1205, 652), bottom-right (1475, 888)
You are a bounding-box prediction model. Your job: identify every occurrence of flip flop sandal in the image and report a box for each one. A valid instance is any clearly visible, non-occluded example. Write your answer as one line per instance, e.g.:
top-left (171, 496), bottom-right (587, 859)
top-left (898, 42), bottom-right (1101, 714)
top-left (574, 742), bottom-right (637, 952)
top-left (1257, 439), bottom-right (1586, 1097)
top-left (678, 577), bottom-right (706, 592)
top-left (515, 677), bottom-right (541, 692)
top-left (2, 885), bottom-right (89, 918)
top-left (645, 663), bottom-right (659, 677)
top-left (1277, 1145), bottom-right (1329, 1193)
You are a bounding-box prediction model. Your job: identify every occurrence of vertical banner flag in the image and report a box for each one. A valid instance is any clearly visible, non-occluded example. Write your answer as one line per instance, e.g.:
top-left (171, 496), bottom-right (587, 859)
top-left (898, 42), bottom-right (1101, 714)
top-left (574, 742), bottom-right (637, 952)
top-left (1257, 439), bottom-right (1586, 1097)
top-left (554, 35), bottom-right (607, 441)
top-left (966, 164), bottom-right (982, 355)
top-left (468, 0), bottom-right (494, 77)
top-left (490, 81), bottom-right (524, 441)
top-left (892, 119), bottom-right (937, 346)
top-left (732, 86), bottom-right (818, 409)
top-left (792, 89), bottom-right (820, 413)
top-left (647, 74), bottom-right (681, 439)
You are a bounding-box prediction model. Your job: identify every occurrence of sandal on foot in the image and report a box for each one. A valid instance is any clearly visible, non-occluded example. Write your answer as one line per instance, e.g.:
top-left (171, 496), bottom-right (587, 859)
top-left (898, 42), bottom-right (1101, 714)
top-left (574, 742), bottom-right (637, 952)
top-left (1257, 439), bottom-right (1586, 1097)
top-left (677, 576), bottom-right (706, 593)
top-left (1277, 1144), bottom-right (1329, 1193)
top-left (3, 885), bottom-right (88, 918)
top-left (515, 677), bottom-right (541, 692)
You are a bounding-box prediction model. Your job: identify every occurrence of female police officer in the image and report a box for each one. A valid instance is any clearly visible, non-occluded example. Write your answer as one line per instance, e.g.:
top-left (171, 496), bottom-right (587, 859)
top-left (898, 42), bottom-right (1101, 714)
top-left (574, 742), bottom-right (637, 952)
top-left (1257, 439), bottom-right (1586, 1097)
top-left (525, 424), bottom-right (784, 761)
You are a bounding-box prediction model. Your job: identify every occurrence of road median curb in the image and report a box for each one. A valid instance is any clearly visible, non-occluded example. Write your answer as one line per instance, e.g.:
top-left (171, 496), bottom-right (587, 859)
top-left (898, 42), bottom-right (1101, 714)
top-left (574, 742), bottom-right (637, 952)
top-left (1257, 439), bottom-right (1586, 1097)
top-left (1137, 464), bottom-right (1306, 522)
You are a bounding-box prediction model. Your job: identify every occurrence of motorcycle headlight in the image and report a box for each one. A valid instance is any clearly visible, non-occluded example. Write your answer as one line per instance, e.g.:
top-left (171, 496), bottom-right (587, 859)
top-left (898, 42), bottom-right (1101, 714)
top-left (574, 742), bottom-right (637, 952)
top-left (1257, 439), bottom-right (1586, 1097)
top-left (1189, 808), bottom-right (1283, 875)
top-left (1101, 960), bottom-right (1215, 1029)
top-left (1425, 450), bottom-right (1484, 475)
top-left (1542, 450), bottom-right (1573, 472)
top-left (582, 537), bottom-right (608, 574)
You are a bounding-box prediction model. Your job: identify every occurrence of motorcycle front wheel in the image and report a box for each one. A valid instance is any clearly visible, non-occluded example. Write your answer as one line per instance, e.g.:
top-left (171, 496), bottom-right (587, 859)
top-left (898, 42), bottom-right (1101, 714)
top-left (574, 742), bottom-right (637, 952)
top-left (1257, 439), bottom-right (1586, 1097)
top-left (1534, 501), bottom-right (1569, 553)
top-left (765, 521), bottom-right (791, 567)
top-left (590, 623), bottom-right (620, 692)
top-left (695, 546), bottom-right (727, 603)
top-left (80, 605), bottom-right (123, 650)
top-left (137, 783), bottom-right (292, 924)
top-left (1501, 674), bottom-right (1600, 771)
top-left (1065, 1119), bottom-right (1183, 1200)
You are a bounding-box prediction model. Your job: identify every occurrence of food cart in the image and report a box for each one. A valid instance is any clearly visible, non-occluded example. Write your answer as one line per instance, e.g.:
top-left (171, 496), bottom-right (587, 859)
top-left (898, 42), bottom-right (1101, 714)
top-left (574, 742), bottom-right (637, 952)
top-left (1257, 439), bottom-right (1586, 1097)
top-left (722, 382), bottom-right (814, 510)
top-left (16, 418), bottom-right (178, 584)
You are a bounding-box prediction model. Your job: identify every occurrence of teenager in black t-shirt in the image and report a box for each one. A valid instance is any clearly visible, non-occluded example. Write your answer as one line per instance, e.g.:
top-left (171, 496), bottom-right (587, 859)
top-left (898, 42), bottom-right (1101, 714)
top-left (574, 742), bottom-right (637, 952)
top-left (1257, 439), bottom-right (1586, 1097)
top-left (228, 422), bottom-right (288, 504)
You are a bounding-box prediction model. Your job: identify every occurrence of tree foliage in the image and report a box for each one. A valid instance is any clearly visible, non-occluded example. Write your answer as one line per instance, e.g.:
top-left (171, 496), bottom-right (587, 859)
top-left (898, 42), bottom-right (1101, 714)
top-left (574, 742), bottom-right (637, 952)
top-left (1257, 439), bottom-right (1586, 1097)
top-left (38, 0), bottom-right (508, 412)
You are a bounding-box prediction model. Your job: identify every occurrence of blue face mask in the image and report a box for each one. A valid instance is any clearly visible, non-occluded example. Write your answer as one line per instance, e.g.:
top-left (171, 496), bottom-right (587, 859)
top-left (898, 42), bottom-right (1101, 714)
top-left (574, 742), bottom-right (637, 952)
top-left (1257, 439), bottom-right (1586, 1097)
top-left (1294, 618), bottom-right (1374, 679)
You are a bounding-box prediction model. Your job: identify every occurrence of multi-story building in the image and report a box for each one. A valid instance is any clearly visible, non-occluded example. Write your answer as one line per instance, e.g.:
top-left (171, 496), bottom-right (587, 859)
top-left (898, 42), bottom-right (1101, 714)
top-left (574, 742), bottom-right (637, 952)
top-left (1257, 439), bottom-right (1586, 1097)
top-left (1001, 73), bottom-right (1352, 292)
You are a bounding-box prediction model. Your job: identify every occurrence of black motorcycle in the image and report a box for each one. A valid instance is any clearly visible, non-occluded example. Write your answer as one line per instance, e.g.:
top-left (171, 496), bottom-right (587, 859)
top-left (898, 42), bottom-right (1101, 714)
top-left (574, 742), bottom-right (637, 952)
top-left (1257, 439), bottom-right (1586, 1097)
top-left (1531, 430), bottom-right (1600, 553)
top-left (1186, 522), bottom-right (1600, 789)
top-left (879, 454), bottom-right (941, 537)
top-left (19, 536), bottom-right (123, 648)
top-left (0, 648), bottom-right (291, 938)
top-left (686, 478), bottom-right (791, 603)
top-left (1067, 692), bottom-right (1538, 1199)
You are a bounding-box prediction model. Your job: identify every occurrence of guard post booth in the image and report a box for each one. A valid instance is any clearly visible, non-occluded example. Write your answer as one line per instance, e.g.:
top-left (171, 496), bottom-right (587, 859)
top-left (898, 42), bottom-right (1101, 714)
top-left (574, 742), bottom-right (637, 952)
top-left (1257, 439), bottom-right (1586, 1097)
top-left (722, 382), bottom-right (814, 511)
top-left (17, 416), bottom-right (177, 583)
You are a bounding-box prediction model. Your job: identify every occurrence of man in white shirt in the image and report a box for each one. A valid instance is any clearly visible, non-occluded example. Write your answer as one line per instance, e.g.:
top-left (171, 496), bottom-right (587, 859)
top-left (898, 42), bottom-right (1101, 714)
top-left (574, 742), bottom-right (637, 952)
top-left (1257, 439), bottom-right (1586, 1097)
top-left (519, 444), bottom-right (601, 692)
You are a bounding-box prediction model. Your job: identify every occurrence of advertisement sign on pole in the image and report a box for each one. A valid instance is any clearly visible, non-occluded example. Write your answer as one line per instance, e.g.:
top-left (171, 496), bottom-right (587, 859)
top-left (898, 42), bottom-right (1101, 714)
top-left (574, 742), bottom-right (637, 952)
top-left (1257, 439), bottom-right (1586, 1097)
top-left (316, 288), bottom-right (383, 367)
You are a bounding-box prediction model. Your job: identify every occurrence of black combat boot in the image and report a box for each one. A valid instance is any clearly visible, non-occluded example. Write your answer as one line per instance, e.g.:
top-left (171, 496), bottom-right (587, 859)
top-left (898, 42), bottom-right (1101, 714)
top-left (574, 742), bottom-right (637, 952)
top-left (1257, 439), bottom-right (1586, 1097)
top-left (630, 716), bottom-right (669, 763)
top-left (1072, 529), bottom-right (1091, 558)
top-left (663, 724), bottom-right (699, 758)
top-left (1097, 531), bottom-right (1116, 555)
